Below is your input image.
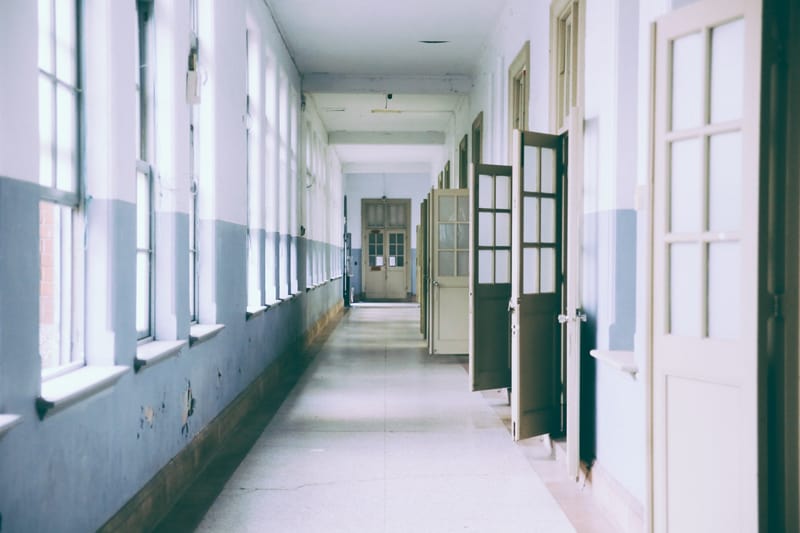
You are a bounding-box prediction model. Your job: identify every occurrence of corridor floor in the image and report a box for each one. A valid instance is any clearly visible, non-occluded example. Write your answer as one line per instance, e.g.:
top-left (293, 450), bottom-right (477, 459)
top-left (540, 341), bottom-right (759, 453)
top-left (194, 304), bottom-right (581, 532)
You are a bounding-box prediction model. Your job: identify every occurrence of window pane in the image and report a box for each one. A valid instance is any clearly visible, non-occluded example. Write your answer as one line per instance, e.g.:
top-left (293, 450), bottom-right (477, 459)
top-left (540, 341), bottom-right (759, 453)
top-left (708, 242), bottom-right (740, 340)
top-left (438, 223), bottom-right (455, 249)
top-left (708, 132), bottom-right (742, 232)
top-left (40, 201), bottom-right (63, 369)
top-left (670, 138), bottom-right (703, 233)
top-left (524, 146), bottom-right (539, 192)
top-left (541, 247), bottom-right (556, 293)
top-left (710, 19), bottom-right (744, 124)
top-left (479, 250), bottom-right (493, 284)
top-left (671, 32), bottom-right (704, 131)
top-left (479, 175), bottom-right (493, 208)
top-left (495, 250), bottom-right (510, 284)
top-left (496, 212), bottom-right (511, 247)
top-left (456, 222), bottom-right (469, 249)
top-left (478, 212), bottom-right (494, 246)
top-left (137, 171), bottom-right (151, 249)
top-left (669, 243), bottom-right (702, 337)
top-left (523, 248), bottom-right (539, 294)
top-left (541, 148), bottom-right (556, 193)
top-left (56, 86), bottom-right (77, 192)
top-left (457, 196), bottom-right (469, 222)
top-left (136, 252), bottom-right (150, 336)
top-left (524, 197), bottom-right (538, 243)
top-left (38, 0), bottom-right (53, 71)
top-left (438, 251), bottom-right (455, 277)
top-left (541, 198), bottom-right (556, 243)
top-left (55, 0), bottom-right (77, 86)
top-left (496, 175), bottom-right (511, 210)
top-left (39, 76), bottom-right (55, 187)
top-left (439, 196), bottom-right (455, 222)
top-left (456, 251), bottom-right (469, 277)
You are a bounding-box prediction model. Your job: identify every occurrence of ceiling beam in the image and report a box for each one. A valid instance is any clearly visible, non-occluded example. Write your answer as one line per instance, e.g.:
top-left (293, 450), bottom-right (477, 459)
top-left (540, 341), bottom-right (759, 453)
top-left (304, 73), bottom-right (473, 95)
top-left (342, 162), bottom-right (433, 174)
top-left (329, 131), bottom-right (445, 145)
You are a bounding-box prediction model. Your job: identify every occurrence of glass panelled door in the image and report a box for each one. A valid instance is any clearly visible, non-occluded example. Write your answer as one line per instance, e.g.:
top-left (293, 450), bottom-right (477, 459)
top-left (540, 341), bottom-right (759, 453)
top-left (431, 188), bottom-right (470, 354)
top-left (510, 130), bottom-right (563, 441)
top-left (652, 1), bottom-right (760, 530)
top-left (470, 163), bottom-right (513, 391)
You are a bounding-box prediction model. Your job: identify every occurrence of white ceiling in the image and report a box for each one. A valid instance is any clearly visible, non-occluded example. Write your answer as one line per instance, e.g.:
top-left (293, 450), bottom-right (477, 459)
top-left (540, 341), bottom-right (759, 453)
top-left (266, 0), bottom-right (506, 168)
top-left (266, 0), bottom-right (506, 76)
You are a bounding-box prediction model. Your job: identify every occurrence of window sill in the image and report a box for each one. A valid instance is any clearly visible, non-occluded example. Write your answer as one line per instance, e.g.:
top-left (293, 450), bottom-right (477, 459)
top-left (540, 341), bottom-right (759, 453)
top-left (36, 365), bottom-right (129, 420)
top-left (246, 305), bottom-right (268, 320)
top-left (135, 340), bottom-right (187, 372)
top-left (589, 349), bottom-right (638, 378)
top-left (189, 323), bottom-right (225, 347)
top-left (0, 414), bottom-right (23, 438)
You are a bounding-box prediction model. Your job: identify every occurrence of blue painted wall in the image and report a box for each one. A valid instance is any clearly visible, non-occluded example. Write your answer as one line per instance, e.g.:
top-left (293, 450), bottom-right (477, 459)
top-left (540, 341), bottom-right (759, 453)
top-left (0, 176), bottom-right (343, 532)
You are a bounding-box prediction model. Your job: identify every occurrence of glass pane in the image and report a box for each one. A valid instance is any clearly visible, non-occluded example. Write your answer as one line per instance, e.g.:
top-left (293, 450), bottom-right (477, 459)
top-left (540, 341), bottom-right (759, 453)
top-left (479, 250), bottom-right (493, 284)
top-left (39, 76), bottom-right (54, 187)
top-left (495, 250), bottom-right (510, 284)
top-left (56, 86), bottom-right (77, 192)
top-left (541, 148), bottom-right (556, 193)
top-left (708, 242), bottom-right (740, 340)
top-left (136, 252), bottom-right (150, 335)
top-left (710, 19), bottom-right (744, 124)
top-left (671, 32), bottom-right (704, 131)
top-left (541, 247), bottom-right (556, 293)
top-left (669, 243), bottom-right (702, 337)
top-left (457, 195), bottom-right (469, 221)
top-left (137, 171), bottom-right (150, 249)
top-left (479, 175), bottom-right (493, 208)
top-left (708, 132), bottom-right (742, 233)
top-left (456, 223), bottom-right (469, 249)
top-left (438, 223), bottom-right (455, 249)
top-left (39, 201), bottom-right (62, 369)
top-left (457, 251), bottom-right (469, 276)
top-left (38, 0), bottom-right (53, 71)
top-left (541, 198), bottom-right (556, 243)
top-left (439, 196), bottom-right (456, 222)
top-left (438, 251), bottom-right (455, 277)
top-left (496, 175), bottom-right (511, 210)
top-left (496, 213), bottom-right (511, 247)
top-left (670, 138), bottom-right (703, 233)
top-left (55, 0), bottom-right (77, 85)
top-left (479, 212), bottom-right (494, 246)
top-left (524, 146), bottom-right (539, 192)
top-left (524, 197), bottom-right (539, 243)
top-left (523, 248), bottom-right (539, 294)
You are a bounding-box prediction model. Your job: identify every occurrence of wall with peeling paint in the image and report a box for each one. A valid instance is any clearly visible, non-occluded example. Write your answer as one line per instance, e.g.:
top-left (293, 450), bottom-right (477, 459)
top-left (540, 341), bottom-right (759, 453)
top-left (0, 0), bottom-right (344, 531)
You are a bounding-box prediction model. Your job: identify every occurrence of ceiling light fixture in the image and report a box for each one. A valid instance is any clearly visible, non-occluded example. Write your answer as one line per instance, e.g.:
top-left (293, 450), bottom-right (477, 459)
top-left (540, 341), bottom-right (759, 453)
top-left (419, 40), bottom-right (450, 44)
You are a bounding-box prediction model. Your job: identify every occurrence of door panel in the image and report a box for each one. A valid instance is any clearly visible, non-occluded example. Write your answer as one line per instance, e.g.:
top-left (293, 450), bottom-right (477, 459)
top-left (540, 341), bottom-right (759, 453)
top-left (432, 188), bottom-right (470, 354)
top-left (364, 229), bottom-right (386, 299)
top-left (470, 163), bottom-right (513, 391)
top-left (510, 130), bottom-right (563, 441)
top-left (419, 199), bottom-right (428, 337)
top-left (652, 1), bottom-right (760, 530)
top-left (386, 230), bottom-right (407, 299)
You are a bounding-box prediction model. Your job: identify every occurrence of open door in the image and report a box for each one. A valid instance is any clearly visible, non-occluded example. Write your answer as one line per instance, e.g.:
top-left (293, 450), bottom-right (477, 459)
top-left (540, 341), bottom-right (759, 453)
top-left (431, 188), bottom-right (470, 354)
top-left (419, 198), bottom-right (428, 337)
top-left (652, 1), bottom-right (760, 530)
top-left (469, 163), bottom-right (513, 391)
top-left (510, 130), bottom-right (563, 441)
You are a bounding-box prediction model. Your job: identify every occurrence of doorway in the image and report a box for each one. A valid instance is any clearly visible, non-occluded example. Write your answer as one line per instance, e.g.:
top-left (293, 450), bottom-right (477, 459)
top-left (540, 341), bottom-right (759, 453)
top-left (361, 198), bottom-right (410, 301)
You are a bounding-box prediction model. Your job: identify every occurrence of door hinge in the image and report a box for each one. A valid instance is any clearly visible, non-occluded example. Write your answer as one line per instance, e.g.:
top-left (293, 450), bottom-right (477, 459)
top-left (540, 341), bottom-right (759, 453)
top-left (773, 293), bottom-right (784, 319)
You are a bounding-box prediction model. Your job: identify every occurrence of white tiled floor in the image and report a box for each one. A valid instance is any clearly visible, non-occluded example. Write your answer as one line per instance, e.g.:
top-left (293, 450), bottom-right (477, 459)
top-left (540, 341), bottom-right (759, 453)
top-left (196, 304), bottom-right (579, 532)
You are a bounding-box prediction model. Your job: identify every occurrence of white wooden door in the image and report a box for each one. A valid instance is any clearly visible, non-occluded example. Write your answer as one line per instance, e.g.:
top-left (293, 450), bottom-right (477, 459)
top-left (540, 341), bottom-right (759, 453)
top-left (431, 188), bottom-right (470, 354)
top-left (364, 229), bottom-right (387, 299)
top-left (652, 1), bottom-right (761, 531)
top-left (510, 130), bottom-right (563, 440)
top-left (470, 163), bottom-right (513, 391)
top-left (386, 230), bottom-right (407, 299)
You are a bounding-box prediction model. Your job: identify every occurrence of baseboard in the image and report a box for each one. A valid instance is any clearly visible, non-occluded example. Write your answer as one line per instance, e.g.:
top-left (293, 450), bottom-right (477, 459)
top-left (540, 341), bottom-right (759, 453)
top-left (98, 303), bottom-right (344, 532)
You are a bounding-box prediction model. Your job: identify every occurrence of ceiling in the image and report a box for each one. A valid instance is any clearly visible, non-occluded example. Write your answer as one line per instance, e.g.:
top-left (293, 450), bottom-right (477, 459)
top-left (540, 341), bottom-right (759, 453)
top-left (266, 0), bottom-right (507, 171)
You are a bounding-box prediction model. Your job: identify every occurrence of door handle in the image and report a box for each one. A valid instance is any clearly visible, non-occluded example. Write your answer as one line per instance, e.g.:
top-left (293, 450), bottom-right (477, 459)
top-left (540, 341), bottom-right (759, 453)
top-left (558, 309), bottom-right (588, 324)
top-left (432, 280), bottom-right (440, 286)
top-left (557, 314), bottom-right (570, 324)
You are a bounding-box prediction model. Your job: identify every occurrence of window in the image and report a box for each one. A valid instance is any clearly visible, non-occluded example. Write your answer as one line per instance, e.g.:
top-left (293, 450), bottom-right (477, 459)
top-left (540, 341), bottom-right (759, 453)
top-left (38, 0), bottom-right (83, 375)
top-left (264, 54), bottom-right (278, 303)
top-left (552, 0), bottom-right (579, 132)
top-left (278, 72), bottom-right (289, 298)
top-left (189, 0), bottom-right (200, 322)
top-left (508, 41), bottom-right (530, 142)
top-left (458, 135), bottom-right (468, 188)
top-left (136, 0), bottom-right (155, 340)
top-left (246, 29), bottom-right (262, 308)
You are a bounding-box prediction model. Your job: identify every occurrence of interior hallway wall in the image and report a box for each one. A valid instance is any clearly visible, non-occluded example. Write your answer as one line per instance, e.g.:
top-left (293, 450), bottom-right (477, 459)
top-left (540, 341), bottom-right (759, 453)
top-left (344, 172), bottom-right (431, 299)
